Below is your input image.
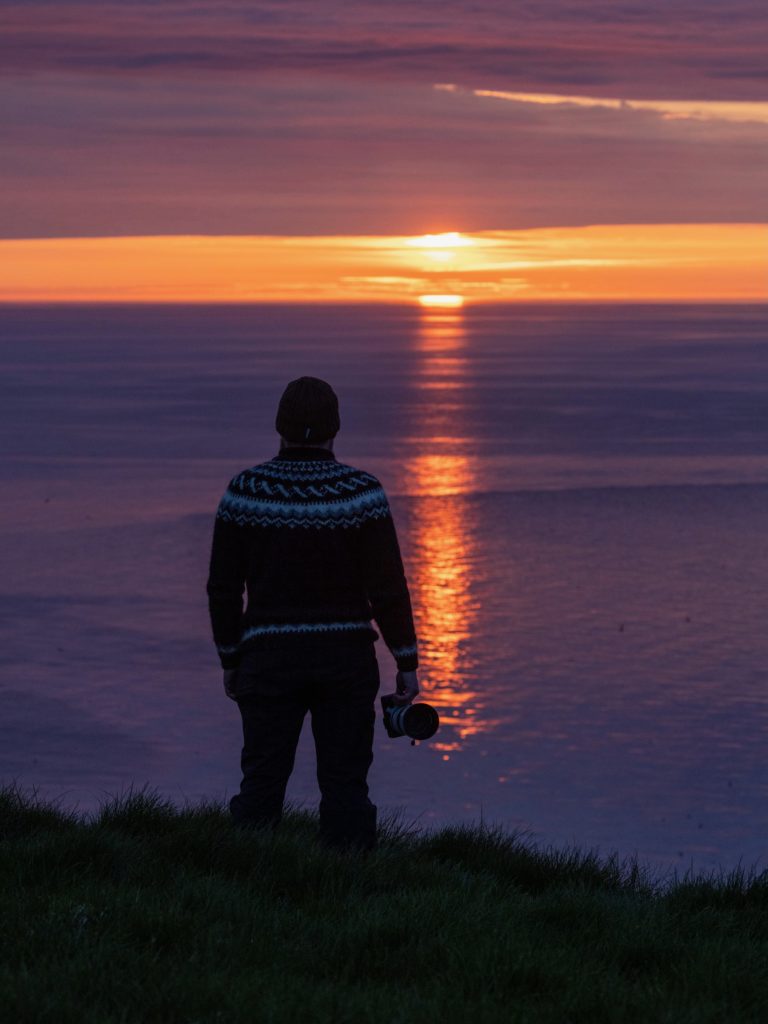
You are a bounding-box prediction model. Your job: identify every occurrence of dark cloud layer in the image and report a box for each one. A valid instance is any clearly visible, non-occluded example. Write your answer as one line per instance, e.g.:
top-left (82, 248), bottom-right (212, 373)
top-left (2, 0), bottom-right (767, 98)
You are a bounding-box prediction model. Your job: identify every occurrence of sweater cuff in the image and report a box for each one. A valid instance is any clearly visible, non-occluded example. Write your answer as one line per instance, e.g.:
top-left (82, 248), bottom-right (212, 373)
top-left (392, 643), bottom-right (418, 673)
top-left (217, 645), bottom-right (240, 671)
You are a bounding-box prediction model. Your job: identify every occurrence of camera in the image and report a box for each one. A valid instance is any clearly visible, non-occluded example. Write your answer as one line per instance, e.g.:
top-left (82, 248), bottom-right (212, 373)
top-left (381, 693), bottom-right (440, 740)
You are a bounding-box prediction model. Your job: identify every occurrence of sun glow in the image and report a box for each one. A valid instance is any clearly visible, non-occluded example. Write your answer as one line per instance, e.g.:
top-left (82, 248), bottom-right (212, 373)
top-left (408, 232), bottom-right (472, 249)
top-left (418, 294), bottom-right (465, 308)
top-left (408, 231), bottom-right (473, 264)
top-left (0, 225), bottom-right (763, 302)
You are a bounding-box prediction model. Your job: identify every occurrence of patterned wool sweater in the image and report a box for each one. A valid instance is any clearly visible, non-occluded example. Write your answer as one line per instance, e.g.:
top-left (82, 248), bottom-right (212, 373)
top-left (206, 446), bottom-right (419, 672)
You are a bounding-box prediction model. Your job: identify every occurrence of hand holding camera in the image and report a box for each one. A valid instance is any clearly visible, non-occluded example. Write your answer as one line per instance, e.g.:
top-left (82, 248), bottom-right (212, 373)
top-left (381, 671), bottom-right (440, 741)
top-left (392, 669), bottom-right (419, 705)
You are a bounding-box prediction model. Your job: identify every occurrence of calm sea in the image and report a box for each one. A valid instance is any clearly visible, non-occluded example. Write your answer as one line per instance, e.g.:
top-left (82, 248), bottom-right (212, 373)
top-left (2, 302), bottom-right (767, 874)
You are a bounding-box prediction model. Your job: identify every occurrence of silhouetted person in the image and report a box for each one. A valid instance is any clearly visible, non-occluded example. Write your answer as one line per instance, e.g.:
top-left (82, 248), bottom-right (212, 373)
top-left (206, 377), bottom-right (419, 850)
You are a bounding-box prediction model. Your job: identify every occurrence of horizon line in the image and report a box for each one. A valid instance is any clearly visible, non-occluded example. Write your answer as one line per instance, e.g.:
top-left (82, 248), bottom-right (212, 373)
top-left (2, 297), bottom-right (764, 306)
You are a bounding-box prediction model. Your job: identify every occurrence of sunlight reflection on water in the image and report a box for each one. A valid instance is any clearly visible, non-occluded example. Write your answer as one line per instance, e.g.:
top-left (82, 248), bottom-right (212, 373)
top-left (407, 309), bottom-right (488, 751)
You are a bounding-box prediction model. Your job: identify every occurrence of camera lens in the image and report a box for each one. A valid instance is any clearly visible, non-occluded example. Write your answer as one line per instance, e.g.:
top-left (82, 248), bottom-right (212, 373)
top-left (402, 703), bottom-right (439, 740)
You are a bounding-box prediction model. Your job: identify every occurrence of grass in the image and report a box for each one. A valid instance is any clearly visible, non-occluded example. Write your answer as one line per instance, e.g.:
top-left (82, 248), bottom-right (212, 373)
top-left (1, 784), bottom-right (766, 1023)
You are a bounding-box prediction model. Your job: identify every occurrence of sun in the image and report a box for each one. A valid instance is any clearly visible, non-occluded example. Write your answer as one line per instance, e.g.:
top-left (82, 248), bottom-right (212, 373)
top-left (418, 294), bottom-right (465, 308)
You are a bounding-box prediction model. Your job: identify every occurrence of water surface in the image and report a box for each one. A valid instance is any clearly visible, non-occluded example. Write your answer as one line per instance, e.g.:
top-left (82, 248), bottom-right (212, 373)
top-left (2, 302), bottom-right (767, 873)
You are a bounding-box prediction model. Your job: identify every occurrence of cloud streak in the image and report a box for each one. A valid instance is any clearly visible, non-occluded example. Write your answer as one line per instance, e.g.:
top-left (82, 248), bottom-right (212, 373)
top-left (446, 86), bottom-right (768, 125)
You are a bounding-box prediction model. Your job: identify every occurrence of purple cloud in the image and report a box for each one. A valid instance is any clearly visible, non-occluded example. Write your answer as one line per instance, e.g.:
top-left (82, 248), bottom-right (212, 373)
top-left (1, 2), bottom-right (765, 237)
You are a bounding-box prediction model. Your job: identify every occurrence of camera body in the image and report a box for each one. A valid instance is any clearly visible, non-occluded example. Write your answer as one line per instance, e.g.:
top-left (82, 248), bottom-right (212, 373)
top-left (381, 693), bottom-right (440, 741)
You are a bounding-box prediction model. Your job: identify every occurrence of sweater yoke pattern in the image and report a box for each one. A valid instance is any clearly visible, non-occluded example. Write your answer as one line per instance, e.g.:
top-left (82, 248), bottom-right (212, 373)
top-left (216, 458), bottom-right (392, 530)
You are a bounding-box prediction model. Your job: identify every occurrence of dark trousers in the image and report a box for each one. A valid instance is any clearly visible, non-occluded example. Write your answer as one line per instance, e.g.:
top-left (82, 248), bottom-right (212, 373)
top-left (229, 643), bottom-right (380, 850)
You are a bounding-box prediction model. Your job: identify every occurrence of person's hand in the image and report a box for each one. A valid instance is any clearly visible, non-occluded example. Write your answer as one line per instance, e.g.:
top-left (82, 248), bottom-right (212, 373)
top-left (393, 670), bottom-right (419, 706)
top-left (223, 668), bottom-right (239, 699)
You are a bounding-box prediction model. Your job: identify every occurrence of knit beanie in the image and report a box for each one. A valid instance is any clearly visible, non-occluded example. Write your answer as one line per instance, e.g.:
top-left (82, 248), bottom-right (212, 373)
top-left (275, 376), bottom-right (341, 443)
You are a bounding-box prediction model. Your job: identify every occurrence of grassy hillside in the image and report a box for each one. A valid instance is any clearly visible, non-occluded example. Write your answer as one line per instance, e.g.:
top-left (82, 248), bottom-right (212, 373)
top-left (1, 785), bottom-right (766, 1023)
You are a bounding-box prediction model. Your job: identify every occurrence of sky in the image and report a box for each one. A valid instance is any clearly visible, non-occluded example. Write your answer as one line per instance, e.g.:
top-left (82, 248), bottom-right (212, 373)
top-left (1, 0), bottom-right (766, 301)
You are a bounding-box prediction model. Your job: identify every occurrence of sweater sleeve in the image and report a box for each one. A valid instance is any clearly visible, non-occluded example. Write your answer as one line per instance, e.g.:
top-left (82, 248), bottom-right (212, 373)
top-left (206, 484), bottom-right (248, 670)
top-left (351, 489), bottom-right (419, 672)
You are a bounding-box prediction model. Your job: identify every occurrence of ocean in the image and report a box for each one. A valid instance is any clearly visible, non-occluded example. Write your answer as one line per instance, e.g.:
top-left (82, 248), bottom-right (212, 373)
top-left (2, 302), bottom-right (767, 874)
